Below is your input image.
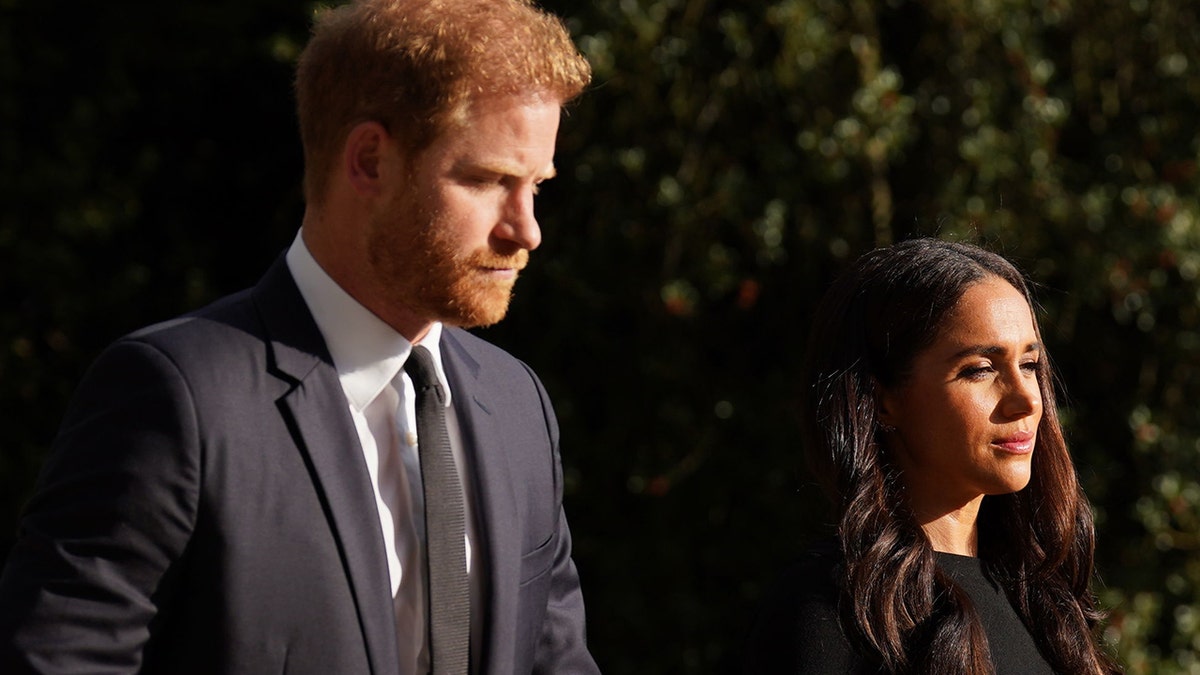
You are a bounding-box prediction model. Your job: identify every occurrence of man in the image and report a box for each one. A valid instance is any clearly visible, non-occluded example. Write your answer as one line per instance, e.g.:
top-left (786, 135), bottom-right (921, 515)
top-left (0, 0), bottom-right (598, 673)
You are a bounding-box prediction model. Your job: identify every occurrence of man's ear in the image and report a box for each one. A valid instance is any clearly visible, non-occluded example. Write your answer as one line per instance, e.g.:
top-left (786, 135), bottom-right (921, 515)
top-left (342, 121), bottom-right (392, 198)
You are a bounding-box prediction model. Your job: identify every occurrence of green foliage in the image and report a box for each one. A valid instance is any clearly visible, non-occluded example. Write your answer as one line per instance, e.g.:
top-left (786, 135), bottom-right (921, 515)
top-left (528, 0), bottom-right (1200, 671)
top-left (0, 0), bottom-right (311, 544)
top-left (3, 0), bottom-right (1200, 672)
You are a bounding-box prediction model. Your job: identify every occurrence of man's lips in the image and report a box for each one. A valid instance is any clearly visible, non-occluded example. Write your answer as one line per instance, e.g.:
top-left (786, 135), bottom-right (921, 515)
top-left (994, 430), bottom-right (1035, 454)
top-left (471, 251), bottom-right (528, 277)
top-left (478, 264), bottom-right (522, 277)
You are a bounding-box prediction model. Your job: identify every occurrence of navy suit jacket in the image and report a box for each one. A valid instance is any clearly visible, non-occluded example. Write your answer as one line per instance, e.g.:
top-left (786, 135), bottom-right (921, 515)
top-left (0, 259), bottom-right (599, 674)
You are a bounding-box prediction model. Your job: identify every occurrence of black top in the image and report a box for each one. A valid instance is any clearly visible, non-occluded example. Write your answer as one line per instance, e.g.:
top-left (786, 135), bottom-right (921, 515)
top-left (743, 541), bottom-right (1056, 674)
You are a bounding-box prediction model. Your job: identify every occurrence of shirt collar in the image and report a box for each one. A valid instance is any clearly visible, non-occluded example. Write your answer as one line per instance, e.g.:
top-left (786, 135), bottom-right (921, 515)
top-left (285, 229), bottom-right (453, 411)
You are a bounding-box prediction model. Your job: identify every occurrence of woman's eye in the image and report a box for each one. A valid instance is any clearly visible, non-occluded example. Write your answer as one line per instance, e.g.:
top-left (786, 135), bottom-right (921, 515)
top-left (1021, 360), bottom-right (1041, 373)
top-left (959, 365), bottom-right (994, 380)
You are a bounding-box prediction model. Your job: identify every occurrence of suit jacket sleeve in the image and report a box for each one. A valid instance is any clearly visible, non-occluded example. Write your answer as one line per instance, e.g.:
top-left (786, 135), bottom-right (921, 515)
top-left (0, 338), bottom-right (200, 673)
top-left (524, 364), bottom-right (600, 675)
top-left (534, 505), bottom-right (596, 674)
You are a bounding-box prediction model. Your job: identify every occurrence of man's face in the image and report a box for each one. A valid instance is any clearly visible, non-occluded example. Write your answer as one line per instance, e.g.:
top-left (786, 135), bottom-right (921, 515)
top-left (367, 94), bottom-right (561, 329)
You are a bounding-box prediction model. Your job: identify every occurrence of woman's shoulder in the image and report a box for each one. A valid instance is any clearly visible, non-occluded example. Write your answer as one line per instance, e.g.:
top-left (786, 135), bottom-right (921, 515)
top-left (781, 538), bottom-right (845, 605)
top-left (742, 538), bottom-right (876, 674)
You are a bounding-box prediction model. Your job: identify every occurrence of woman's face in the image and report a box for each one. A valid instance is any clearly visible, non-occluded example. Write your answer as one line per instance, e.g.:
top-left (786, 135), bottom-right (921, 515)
top-left (880, 275), bottom-right (1044, 516)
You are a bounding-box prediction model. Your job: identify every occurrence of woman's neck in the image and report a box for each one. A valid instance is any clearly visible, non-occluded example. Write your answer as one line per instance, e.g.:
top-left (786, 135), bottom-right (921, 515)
top-left (913, 496), bottom-right (983, 556)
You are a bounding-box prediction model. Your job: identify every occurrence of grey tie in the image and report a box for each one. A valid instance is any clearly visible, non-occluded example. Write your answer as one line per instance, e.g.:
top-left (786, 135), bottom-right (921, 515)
top-left (404, 346), bottom-right (470, 675)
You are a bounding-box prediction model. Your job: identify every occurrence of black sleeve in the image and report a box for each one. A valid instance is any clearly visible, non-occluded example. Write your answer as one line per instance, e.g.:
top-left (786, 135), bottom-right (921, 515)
top-left (741, 550), bottom-right (876, 674)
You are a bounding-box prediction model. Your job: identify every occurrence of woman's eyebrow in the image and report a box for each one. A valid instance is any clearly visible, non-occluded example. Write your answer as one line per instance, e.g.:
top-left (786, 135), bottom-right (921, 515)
top-left (948, 342), bottom-right (1042, 360)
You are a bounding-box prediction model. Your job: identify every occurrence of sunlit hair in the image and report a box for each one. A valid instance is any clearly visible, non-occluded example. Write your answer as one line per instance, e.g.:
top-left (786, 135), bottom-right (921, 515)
top-left (294, 0), bottom-right (592, 205)
top-left (802, 238), bottom-right (1120, 673)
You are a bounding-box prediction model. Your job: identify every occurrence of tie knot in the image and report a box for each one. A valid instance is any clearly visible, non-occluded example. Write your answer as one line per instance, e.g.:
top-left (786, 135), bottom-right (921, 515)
top-left (405, 345), bottom-right (446, 406)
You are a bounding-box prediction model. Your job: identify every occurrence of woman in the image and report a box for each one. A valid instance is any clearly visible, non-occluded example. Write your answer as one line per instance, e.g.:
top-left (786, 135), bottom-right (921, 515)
top-left (746, 239), bottom-right (1120, 673)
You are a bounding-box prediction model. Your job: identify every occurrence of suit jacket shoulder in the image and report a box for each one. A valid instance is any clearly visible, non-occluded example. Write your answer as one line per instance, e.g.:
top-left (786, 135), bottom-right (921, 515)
top-left (0, 260), bottom-right (394, 674)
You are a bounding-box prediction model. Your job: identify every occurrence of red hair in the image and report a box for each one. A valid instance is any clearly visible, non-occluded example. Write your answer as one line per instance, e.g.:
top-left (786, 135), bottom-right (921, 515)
top-left (294, 0), bottom-right (591, 205)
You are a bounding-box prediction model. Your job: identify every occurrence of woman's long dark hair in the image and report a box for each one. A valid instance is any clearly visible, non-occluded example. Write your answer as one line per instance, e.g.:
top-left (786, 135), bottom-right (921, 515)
top-left (802, 238), bottom-right (1120, 673)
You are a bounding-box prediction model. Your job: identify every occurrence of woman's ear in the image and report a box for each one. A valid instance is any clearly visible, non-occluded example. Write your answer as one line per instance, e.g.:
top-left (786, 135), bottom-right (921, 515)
top-left (875, 379), bottom-right (899, 430)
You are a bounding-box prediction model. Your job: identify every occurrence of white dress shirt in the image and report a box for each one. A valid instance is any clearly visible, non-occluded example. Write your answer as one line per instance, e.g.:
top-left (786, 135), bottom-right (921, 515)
top-left (286, 231), bottom-right (481, 674)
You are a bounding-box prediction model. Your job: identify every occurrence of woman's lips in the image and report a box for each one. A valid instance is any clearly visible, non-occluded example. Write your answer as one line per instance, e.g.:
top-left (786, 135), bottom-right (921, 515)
top-left (994, 430), bottom-right (1035, 454)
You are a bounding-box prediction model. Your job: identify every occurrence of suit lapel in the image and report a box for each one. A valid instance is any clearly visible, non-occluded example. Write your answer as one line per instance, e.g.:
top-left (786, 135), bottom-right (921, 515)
top-left (251, 259), bottom-right (400, 675)
top-left (441, 330), bottom-right (519, 675)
